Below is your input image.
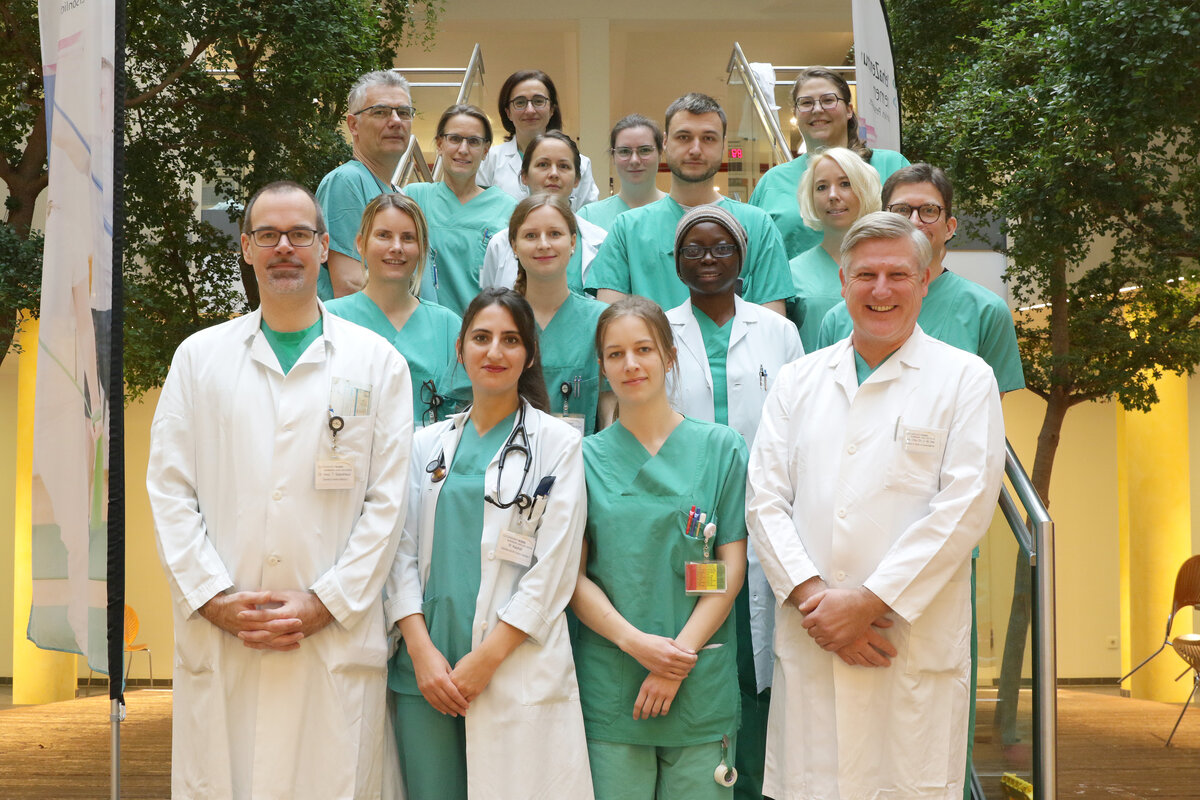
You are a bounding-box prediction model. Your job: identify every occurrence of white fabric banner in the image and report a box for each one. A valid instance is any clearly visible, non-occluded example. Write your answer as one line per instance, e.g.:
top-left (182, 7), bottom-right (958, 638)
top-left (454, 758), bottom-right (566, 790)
top-left (852, 0), bottom-right (902, 151)
top-left (31, 0), bottom-right (115, 673)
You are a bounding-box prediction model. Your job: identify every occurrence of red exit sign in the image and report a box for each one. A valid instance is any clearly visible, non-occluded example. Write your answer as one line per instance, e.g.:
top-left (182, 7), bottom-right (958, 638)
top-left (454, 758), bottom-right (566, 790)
top-left (729, 147), bottom-right (744, 159)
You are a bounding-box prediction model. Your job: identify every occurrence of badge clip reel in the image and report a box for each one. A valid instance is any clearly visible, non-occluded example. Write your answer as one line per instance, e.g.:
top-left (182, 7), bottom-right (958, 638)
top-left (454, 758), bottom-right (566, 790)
top-left (557, 381), bottom-right (586, 435)
top-left (685, 521), bottom-right (727, 596)
top-left (316, 411), bottom-right (355, 490)
top-left (714, 734), bottom-right (737, 786)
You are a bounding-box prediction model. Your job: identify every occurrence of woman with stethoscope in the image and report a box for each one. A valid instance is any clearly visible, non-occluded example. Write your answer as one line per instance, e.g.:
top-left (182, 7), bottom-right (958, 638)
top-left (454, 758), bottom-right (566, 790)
top-left (571, 296), bottom-right (748, 799)
top-left (479, 131), bottom-right (607, 296)
top-left (407, 103), bottom-right (518, 317)
top-left (325, 193), bottom-right (462, 427)
top-left (476, 69), bottom-right (599, 211)
top-left (385, 288), bottom-right (593, 799)
top-left (787, 146), bottom-right (881, 352)
top-left (664, 205), bottom-right (802, 800)
top-left (748, 66), bottom-right (908, 259)
top-left (577, 113), bottom-right (667, 231)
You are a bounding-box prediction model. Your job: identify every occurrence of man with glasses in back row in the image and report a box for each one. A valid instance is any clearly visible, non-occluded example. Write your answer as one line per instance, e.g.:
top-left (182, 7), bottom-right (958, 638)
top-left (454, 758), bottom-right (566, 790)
top-left (317, 70), bottom-right (414, 300)
top-left (149, 181), bottom-right (413, 799)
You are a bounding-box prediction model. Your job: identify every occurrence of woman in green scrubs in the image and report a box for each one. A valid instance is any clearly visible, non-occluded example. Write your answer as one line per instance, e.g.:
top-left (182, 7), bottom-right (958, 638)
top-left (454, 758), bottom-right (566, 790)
top-left (480, 131), bottom-right (608, 297)
top-left (386, 289), bottom-right (593, 799)
top-left (788, 147), bottom-right (881, 352)
top-left (509, 193), bottom-right (614, 435)
top-left (407, 104), bottom-right (517, 316)
top-left (324, 193), bottom-right (462, 425)
top-left (572, 296), bottom-right (748, 799)
top-left (749, 67), bottom-right (908, 259)
top-left (578, 114), bottom-right (666, 231)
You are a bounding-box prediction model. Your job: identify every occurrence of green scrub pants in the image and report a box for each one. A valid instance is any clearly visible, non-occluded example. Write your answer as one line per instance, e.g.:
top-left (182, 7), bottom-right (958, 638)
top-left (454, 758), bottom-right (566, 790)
top-left (587, 737), bottom-right (736, 800)
top-left (394, 693), bottom-right (467, 800)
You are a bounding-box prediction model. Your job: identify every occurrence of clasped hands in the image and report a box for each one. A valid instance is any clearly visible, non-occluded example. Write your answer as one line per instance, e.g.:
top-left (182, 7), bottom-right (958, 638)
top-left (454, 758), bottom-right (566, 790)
top-left (790, 577), bottom-right (898, 668)
top-left (625, 631), bottom-right (698, 721)
top-left (199, 589), bottom-right (333, 652)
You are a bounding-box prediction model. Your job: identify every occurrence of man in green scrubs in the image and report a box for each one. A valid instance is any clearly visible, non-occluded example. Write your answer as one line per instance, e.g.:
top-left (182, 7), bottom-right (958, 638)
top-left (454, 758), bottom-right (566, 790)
top-left (816, 165), bottom-right (1024, 800)
top-left (585, 93), bottom-right (793, 315)
top-left (315, 70), bottom-right (412, 300)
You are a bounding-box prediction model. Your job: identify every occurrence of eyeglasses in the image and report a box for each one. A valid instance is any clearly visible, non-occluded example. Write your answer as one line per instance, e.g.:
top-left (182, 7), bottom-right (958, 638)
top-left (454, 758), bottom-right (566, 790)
top-left (439, 133), bottom-right (487, 149)
top-left (420, 379), bottom-right (445, 425)
top-left (794, 93), bottom-right (845, 114)
top-left (249, 228), bottom-right (319, 247)
top-left (887, 202), bottom-right (945, 224)
top-left (508, 95), bottom-right (551, 111)
top-left (351, 104), bottom-right (415, 121)
top-left (612, 145), bottom-right (658, 160)
top-left (678, 243), bottom-right (738, 260)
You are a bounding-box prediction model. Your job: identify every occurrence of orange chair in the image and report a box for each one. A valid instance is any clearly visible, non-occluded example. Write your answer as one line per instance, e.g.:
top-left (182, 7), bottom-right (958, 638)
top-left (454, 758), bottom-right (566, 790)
top-left (1120, 554), bottom-right (1200, 745)
top-left (86, 604), bottom-right (154, 692)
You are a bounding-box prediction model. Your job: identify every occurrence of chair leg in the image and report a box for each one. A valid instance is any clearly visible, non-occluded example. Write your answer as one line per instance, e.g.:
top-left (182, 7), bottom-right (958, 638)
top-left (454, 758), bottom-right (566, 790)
top-left (1121, 642), bottom-right (1169, 683)
top-left (147, 650), bottom-right (154, 688)
top-left (1165, 673), bottom-right (1199, 747)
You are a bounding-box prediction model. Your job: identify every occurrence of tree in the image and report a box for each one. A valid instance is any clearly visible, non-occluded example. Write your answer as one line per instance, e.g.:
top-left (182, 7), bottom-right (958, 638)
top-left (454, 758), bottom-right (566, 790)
top-left (889, 0), bottom-right (1200, 753)
top-left (0, 0), bottom-right (441, 397)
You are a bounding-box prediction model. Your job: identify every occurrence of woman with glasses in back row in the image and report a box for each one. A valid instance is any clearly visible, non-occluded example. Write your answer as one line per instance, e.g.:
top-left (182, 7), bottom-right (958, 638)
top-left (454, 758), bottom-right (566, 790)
top-left (476, 69), bottom-right (600, 211)
top-left (749, 67), bottom-right (908, 260)
top-left (325, 193), bottom-right (462, 428)
top-left (407, 104), bottom-right (518, 318)
top-left (577, 114), bottom-right (667, 232)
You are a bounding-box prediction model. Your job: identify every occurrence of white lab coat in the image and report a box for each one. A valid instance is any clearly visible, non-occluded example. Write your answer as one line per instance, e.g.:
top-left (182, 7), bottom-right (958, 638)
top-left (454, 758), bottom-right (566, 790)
top-left (666, 295), bottom-right (803, 692)
top-left (476, 138), bottom-right (600, 211)
top-left (147, 307), bottom-right (414, 800)
top-left (478, 216), bottom-right (607, 291)
top-left (385, 403), bottom-right (594, 800)
top-left (746, 328), bottom-right (1005, 800)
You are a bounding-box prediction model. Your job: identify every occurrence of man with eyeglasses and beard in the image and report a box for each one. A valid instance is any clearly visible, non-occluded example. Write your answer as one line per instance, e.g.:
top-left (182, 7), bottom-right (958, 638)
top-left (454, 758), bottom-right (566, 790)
top-left (148, 181), bottom-right (413, 799)
top-left (317, 70), bottom-right (415, 300)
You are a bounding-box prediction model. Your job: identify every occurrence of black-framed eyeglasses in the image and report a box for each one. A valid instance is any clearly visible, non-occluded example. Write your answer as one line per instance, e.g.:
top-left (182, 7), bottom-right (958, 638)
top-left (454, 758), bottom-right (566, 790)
top-left (887, 202), bottom-right (945, 224)
top-left (438, 133), bottom-right (488, 150)
top-left (249, 228), bottom-right (319, 247)
top-left (420, 379), bottom-right (445, 425)
top-left (794, 93), bottom-right (845, 114)
top-left (612, 145), bottom-right (658, 160)
top-left (679, 243), bottom-right (738, 260)
top-left (508, 95), bottom-right (550, 111)
top-left (351, 104), bottom-right (415, 121)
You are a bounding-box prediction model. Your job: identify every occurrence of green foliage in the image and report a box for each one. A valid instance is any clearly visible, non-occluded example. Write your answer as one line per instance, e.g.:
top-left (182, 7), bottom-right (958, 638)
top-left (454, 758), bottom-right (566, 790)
top-left (891, 0), bottom-right (1200, 416)
top-left (0, 221), bottom-right (42, 355)
top-left (0, 0), bottom-right (442, 397)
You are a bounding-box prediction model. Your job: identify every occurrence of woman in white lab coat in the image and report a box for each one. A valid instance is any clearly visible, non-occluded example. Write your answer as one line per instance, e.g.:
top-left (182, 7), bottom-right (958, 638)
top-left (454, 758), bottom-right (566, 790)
top-left (476, 69), bottom-right (599, 211)
top-left (664, 204), bottom-right (802, 800)
top-left (385, 288), bottom-right (594, 800)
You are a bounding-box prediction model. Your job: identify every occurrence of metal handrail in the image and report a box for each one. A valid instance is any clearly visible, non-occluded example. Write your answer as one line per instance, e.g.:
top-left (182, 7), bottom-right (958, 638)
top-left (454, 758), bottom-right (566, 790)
top-left (431, 44), bottom-right (485, 183)
top-left (1002, 441), bottom-right (1056, 799)
top-left (725, 43), bottom-right (794, 165)
top-left (390, 136), bottom-right (434, 188)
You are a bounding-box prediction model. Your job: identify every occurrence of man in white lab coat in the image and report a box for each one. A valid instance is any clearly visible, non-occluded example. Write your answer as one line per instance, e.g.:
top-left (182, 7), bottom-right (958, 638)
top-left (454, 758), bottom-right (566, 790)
top-left (148, 181), bottom-right (413, 799)
top-left (746, 212), bottom-right (1005, 800)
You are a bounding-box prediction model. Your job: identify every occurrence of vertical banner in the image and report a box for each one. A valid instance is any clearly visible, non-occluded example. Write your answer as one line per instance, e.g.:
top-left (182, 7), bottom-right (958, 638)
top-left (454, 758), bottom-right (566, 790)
top-left (851, 0), bottom-right (902, 151)
top-left (32, 0), bottom-right (116, 674)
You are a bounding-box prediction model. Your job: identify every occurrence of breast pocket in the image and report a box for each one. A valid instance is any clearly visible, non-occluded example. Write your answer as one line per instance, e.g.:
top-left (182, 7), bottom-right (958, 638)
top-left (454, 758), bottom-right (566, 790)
top-left (884, 424), bottom-right (947, 496)
top-left (326, 416), bottom-right (373, 484)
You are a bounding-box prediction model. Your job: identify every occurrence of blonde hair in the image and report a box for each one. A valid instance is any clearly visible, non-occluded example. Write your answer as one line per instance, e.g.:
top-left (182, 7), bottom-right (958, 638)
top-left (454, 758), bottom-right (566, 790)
top-left (594, 296), bottom-right (677, 373)
top-left (356, 193), bottom-right (429, 295)
top-left (507, 194), bottom-right (577, 296)
top-left (797, 147), bottom-right (882, 232)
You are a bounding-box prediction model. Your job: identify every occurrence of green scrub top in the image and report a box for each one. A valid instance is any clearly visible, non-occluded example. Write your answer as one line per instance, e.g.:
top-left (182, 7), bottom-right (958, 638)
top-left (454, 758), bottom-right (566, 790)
top-left (584, 196), bottom-right (793, 310)
top-left (408, 182), bottom-right (517, 316)
top-left (539, 293), bottom-right (608, 435)
top-left (693, 308), bottom-right (733, 426)
top-left (325, 293), bottom-right (463, 426)
top-left (576, 194), bottom-right (631, 232)
top-left (316, 160), bottom-right (395, 301)
top-left (260, 317), bottom-right (323, 374)
top-left (787, 244), bottom-right (844, 353)
top-left (388, 412), bottom-right (517, 695)
top-left (748, 149), bottom-right (910, 259)
top-left (578, 418), bottom-right (748, 747)
top-left (816, 268), bottom-right (1026, 392)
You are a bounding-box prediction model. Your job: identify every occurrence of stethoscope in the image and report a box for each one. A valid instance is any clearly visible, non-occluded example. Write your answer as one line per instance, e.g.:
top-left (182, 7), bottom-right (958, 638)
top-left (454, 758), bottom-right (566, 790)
top-left (425, 403), bottom-right (534, 510)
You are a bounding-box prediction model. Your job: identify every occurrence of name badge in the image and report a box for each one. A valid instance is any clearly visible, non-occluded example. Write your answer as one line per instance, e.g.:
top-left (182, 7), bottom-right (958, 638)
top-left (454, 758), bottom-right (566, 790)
top-left (315, 459), bottom-right (356, 490)
top-left (496, 528), bottom-right (535, 567)
top-left (685, 561), bottom-right (727, 595)
top-left (901, 425), bottom-right (944, 454)
top-left (557, 413), bottom-right (586, 436)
